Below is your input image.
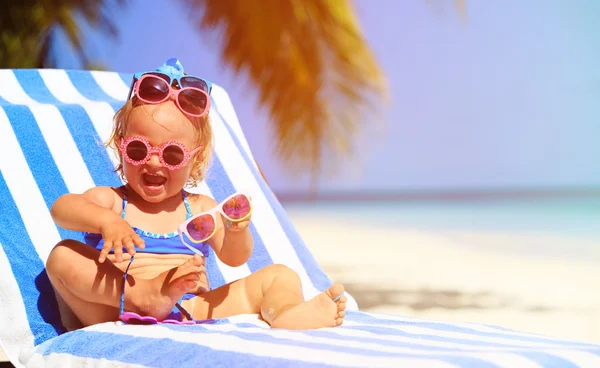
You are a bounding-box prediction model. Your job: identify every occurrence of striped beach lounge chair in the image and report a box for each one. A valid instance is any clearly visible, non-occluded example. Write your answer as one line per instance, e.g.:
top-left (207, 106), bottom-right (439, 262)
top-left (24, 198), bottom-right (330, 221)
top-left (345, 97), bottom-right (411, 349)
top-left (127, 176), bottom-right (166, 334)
top-left (1, 68), bottom-right (600, 368)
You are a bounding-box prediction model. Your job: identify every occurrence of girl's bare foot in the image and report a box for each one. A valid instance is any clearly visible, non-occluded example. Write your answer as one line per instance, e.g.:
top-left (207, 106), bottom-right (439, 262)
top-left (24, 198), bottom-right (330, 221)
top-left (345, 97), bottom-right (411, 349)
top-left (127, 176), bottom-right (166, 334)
top-left (130, 254), bottom-right (204, 320)
top-left (270, 284), bottom-right (347, 330)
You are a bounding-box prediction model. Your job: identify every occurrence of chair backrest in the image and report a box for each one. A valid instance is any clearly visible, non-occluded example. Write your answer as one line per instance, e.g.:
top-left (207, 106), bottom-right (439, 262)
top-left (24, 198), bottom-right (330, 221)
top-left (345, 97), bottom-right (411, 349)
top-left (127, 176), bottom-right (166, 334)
top-left (0, 69), bottom-right (350, 354)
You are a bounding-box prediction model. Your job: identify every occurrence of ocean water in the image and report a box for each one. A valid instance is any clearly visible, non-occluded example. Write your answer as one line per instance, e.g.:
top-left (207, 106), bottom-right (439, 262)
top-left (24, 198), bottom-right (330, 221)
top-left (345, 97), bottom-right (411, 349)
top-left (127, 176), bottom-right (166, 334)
top-left (282, 196), bottom-right (600, 262)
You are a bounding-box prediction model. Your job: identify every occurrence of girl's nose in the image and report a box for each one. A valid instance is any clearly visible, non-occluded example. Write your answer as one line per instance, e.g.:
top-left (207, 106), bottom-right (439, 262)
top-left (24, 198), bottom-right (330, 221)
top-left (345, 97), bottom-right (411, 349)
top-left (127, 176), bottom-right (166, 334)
top-left (146, 152), bottom-right (162, 167)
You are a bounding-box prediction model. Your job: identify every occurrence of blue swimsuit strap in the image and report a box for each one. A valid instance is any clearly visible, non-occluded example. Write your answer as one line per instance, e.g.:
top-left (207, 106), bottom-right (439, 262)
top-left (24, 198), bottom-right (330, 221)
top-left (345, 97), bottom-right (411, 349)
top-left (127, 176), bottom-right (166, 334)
top-left (118, 187), bottom-right (194, 322)
top-left (183, 191), bottom-right (193, 220)
top-left (120, 187), bottom-right (127, 219)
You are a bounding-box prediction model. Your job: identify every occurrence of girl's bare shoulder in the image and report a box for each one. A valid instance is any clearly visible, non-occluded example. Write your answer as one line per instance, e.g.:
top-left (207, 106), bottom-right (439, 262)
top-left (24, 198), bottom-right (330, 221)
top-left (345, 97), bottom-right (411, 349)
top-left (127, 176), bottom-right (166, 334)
top-left (186, 192), bottom-right (219, 214)
top-left (82, 185), bottom-right (125, 214)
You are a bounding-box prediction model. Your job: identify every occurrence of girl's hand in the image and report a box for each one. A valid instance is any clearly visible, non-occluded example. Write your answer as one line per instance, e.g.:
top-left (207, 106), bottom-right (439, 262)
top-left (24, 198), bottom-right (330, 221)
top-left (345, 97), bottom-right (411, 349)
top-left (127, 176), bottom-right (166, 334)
top-left (98, 217), bottom-right (145, 263)
top-left (222, 214), bottom-right (251, 233)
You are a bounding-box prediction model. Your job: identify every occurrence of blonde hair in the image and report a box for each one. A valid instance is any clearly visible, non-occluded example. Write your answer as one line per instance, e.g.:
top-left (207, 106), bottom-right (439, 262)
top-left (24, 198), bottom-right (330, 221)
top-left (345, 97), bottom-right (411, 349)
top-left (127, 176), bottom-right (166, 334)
top-left (106, 98), bottom-right (214, 187)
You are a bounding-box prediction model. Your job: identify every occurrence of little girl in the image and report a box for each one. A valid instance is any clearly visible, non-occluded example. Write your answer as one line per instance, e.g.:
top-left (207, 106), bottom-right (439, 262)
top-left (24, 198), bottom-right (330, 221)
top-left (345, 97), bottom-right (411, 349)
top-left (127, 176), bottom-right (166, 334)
top-left (46, 58), bottom-right (346, 330)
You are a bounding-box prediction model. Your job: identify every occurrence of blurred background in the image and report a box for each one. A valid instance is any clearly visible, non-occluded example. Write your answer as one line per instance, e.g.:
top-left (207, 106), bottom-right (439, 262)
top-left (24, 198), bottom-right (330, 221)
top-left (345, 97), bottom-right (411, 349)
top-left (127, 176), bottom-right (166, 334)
top-left (2, 0), bottom-right (600, 344)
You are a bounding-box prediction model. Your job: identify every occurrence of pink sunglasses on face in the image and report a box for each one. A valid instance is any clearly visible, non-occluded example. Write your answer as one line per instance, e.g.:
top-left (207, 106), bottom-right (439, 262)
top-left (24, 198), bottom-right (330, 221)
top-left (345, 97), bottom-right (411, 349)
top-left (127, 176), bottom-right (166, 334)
top-left (119, 136), bottom-right (202, 170)
top-left (133, 74), bottom-right (211, 117)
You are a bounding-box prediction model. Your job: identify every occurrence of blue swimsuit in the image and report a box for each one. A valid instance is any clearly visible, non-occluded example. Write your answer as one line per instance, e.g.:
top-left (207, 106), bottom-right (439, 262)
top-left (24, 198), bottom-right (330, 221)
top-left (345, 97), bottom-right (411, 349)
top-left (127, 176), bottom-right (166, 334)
top-left (83, 187), bottom-right (208, 321)
top-left (84, 187), bottom-right (209, 257)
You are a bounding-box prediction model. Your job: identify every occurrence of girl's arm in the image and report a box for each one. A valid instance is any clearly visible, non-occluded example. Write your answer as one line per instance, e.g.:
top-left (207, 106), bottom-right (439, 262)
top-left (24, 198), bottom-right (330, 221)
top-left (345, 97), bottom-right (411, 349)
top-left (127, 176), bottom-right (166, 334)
top-left (51, 186), bottom-right (122, 233)
top-left (202, 197), bottom-right (254, 267)
top-left (218, 224), bottom-right (253, 267)
top-left (52, 186), bottom-right (144, 263)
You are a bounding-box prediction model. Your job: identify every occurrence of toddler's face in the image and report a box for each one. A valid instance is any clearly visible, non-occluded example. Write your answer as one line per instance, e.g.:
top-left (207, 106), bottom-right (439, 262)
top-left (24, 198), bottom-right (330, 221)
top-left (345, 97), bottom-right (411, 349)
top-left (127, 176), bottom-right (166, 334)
top-left (121, 100), bottom-right (199, 203)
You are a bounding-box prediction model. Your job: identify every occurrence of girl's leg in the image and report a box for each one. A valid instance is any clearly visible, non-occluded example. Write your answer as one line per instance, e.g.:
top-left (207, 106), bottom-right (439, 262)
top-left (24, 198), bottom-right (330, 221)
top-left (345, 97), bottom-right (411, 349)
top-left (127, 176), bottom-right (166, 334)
top-left (187, 264), bottom-right (347, 329)
top-left (46, 239), bottom-right (203, 326)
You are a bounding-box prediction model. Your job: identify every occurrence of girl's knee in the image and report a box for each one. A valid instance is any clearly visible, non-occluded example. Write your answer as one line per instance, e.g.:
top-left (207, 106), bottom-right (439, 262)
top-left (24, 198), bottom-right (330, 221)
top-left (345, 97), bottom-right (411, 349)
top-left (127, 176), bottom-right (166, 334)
top-left (264, 264), bottom-right (300, 282)
top-left (46, 239), bottom-right (87, 273)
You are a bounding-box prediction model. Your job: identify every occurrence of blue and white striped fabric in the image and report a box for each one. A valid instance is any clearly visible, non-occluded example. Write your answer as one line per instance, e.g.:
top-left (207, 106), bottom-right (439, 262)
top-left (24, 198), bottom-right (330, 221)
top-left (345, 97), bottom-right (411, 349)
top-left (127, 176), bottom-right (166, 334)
top-left (1, 69), bottom-right (599, 368)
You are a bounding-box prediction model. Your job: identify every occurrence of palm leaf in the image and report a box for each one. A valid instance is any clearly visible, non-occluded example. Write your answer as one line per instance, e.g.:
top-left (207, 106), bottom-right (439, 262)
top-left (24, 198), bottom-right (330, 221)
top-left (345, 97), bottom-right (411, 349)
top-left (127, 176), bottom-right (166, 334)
top-left (182, 0), bottom-right (388, 177)
top-left (0, 0), bottom-right (125, 68)
top-left (1, 0), bottom-right (466, 178)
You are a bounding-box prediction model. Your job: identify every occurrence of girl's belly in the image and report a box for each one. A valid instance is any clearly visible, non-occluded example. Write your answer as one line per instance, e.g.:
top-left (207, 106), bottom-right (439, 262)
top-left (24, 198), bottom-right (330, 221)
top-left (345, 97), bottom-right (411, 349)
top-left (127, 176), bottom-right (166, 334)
top-left (107, 252), bottom-right (210, 294)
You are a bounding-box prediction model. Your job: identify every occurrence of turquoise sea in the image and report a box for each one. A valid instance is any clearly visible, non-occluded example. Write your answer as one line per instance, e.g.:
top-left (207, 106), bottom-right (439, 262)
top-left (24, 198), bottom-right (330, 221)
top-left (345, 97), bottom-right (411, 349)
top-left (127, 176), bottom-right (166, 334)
top-left (282, 196), bottom-right (600, 262)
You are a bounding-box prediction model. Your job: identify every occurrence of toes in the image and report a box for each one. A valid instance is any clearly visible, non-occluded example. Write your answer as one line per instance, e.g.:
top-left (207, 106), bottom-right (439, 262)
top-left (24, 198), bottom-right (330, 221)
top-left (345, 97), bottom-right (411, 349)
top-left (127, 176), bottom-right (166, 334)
top-left (191, 254), bottom-right (204, 266)
top-left (182, 254), bottom-right (204, 268)
top-left (181, 256), bottom-right (204, 274)
top-left (338, 302), bottom-right (347, 312)
top-left (184, 273), bottom-right (200, 282)
top-left (337, 310), bottom-right (346, 319)
top-left (337, 296), bottom-right (347, 304)
top-left (325, 283), bottom-right (345, 301)
top-left (335, 317), bottom-right (344, 326)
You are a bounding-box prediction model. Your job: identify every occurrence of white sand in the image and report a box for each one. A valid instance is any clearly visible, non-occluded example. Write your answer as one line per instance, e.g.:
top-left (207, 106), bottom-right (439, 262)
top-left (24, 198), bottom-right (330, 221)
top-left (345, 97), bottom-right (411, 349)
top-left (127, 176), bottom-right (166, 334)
top-left (289, 214), bottom-right (600, 344)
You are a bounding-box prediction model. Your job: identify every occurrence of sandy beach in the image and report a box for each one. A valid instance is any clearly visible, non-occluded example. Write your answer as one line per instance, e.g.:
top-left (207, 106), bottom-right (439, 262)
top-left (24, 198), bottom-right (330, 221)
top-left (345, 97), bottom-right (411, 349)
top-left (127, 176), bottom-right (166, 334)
top-left (288, 211), bottom-right (600, 344)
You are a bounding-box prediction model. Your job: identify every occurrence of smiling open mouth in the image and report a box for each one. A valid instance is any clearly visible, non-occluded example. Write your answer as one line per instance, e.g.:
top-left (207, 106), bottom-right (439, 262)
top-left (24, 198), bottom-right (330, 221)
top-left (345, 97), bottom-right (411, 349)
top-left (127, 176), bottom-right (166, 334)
top-left (142, 173), bottom-right (167, 187)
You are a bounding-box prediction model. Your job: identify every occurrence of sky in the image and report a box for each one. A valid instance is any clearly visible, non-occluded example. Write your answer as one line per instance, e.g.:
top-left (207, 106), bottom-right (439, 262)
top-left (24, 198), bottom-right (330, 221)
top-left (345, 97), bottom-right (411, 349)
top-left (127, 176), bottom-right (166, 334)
top-left (55, 0), bottom-right (600, 196)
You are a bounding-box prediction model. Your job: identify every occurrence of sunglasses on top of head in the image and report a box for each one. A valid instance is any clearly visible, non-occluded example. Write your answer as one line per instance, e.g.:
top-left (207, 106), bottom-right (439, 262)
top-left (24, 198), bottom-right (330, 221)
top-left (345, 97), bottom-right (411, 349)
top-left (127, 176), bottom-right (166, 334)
top-left (126, 71), bottom-right (213, 117)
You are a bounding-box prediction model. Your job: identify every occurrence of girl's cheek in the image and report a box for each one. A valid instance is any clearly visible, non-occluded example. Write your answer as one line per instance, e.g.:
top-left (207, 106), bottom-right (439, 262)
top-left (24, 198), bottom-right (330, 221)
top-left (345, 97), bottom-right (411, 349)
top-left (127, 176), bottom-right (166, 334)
top-left (122, 164), bottom-right (139, 181)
